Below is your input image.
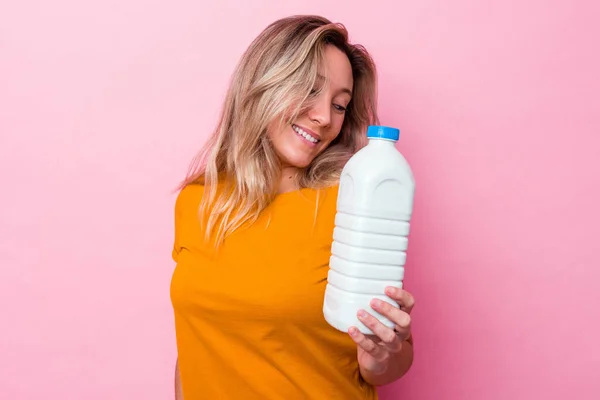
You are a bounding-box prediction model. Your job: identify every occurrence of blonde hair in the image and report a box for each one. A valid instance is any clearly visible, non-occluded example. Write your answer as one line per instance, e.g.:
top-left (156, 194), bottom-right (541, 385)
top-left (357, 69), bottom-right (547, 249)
top-left (180, 15), bottom-right (379, 244)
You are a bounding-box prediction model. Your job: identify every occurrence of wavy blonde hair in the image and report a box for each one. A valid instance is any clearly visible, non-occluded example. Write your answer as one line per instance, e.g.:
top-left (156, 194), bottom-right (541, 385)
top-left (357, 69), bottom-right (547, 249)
top-left (180, 15), bottom-right (379, 244)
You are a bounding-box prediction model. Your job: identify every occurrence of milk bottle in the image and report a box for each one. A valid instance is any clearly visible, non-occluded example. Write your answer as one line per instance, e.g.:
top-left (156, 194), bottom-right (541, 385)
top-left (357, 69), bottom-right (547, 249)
top-left (323, 125), bottom-right (415, 334)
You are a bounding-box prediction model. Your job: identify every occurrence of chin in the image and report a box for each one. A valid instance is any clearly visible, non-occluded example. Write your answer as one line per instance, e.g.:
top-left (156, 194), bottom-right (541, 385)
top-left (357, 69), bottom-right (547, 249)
top-left (283, 155), bottom-right (314, 169)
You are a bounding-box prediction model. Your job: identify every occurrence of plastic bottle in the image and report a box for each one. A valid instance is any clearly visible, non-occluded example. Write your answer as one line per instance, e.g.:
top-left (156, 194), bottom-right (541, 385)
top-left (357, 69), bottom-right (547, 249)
top-left (323, 125), bottom-right (415, 334)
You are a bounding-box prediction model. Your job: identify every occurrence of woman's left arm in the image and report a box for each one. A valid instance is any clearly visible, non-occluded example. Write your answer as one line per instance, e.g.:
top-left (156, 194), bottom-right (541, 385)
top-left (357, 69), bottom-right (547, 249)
top-left (348, 287), bottom-right (415, 386)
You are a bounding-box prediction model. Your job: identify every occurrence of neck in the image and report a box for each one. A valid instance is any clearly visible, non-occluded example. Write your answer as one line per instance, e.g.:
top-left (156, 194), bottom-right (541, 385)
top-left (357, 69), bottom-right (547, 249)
top-left (369, 138), bottom-right (397, 146)
top-left (278, 166), bottom-right (301, 194)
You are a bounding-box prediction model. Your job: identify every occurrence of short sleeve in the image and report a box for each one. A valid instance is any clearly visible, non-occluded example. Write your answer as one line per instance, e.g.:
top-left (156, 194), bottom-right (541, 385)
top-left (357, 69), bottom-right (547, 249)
top-left (171, 184), bottom-right (205, 263)
top-left (172, 190), bottom-right (183, 262)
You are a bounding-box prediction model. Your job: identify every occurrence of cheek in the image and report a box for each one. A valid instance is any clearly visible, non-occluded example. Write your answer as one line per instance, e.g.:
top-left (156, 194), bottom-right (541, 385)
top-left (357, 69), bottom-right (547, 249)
top-left (266, 120), bottom-right (286, 141)
top-left (321, 131), bottom-right (341, 148)
top-left (335, 112), bottom-right (347, 128)
top-left (326, 114), bottom-right (346, 140)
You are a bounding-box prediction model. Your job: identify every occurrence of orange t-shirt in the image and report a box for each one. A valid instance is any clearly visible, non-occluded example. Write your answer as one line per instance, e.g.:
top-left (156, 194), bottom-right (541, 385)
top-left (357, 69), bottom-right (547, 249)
top-left (170, 184), bottom-right (378, 399)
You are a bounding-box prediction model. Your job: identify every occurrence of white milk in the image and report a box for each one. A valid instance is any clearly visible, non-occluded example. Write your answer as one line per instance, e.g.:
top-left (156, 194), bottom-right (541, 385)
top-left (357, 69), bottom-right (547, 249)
top-left (323, 125), bottom-right (415, 334)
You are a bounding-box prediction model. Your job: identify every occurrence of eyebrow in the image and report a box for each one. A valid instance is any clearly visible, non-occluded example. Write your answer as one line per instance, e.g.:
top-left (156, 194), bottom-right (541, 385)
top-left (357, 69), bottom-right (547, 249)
top-left (317, 74), bottom-right (353, 97)
top-left (340, 87), bottom-right (353, 96)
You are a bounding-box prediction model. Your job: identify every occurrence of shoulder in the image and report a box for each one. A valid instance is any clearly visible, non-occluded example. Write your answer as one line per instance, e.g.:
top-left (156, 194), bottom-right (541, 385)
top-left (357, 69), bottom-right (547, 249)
top-left (292, 184), bottom-right (339, 220)
top-left (322, 183), bottom-right (339, 198)
top-left (175, 184), bottom-right (205, 209)
top-left (276, 184), bottom-right (339, 207)
top-left (317, 184), bottom-right (339, 209)
top-left (173, 184), bottom-right (207, 224)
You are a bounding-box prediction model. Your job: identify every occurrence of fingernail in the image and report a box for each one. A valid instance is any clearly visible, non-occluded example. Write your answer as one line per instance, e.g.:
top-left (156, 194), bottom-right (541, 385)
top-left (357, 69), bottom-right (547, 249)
top-left (358, 309), bottom-right (367, 318)
top-left (371, 299), bottom-right (382, 308)
top-left (349, 327), bottom-right (358, 336)
top-left (386, 287), bottom-right (397, 296)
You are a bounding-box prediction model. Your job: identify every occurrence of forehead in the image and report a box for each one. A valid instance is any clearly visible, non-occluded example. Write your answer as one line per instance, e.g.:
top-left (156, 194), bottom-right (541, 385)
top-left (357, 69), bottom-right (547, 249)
top-left (319, 45), bottom-right (353, 92)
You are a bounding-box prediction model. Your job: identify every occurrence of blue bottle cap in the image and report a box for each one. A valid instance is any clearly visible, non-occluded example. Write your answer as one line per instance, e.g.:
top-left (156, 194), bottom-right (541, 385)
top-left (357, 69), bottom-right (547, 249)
top-left (366, 125), bottom-right (400, 141)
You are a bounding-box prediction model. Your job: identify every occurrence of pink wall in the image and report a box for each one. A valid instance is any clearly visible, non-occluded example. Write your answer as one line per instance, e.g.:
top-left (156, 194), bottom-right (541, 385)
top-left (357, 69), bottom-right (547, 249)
top-left (1, 1), bottom-right (599, 399)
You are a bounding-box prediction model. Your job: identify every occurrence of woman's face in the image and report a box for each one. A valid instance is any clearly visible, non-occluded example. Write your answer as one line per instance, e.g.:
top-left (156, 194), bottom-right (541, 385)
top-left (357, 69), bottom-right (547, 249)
top-left (268, 45), bottom-right (354, 170)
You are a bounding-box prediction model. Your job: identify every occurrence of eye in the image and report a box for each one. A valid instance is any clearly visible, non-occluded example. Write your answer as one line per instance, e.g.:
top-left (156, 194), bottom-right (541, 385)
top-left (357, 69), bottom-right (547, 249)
top-left (333, 104), bottom-right (347, 113)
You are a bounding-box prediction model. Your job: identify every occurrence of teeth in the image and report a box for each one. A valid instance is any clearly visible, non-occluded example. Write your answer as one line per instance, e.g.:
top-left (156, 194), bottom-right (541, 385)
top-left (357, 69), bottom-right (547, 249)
top-left (292, 125), bottom-right (319, 143)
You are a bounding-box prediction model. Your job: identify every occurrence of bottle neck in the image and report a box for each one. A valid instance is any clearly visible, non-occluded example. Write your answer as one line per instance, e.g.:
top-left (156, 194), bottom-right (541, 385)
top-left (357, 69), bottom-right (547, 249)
top-left (368, 138), bottom-right (398, 147)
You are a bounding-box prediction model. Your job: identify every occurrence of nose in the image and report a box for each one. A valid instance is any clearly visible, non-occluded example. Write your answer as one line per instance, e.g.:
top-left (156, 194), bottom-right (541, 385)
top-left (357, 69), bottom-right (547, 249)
top-left (307, 95), bottom-right (331, 128)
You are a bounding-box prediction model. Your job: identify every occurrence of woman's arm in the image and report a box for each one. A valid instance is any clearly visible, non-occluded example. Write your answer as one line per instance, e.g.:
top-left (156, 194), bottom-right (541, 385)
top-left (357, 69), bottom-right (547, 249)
top-left (175, 358), bottom-right (183, 400)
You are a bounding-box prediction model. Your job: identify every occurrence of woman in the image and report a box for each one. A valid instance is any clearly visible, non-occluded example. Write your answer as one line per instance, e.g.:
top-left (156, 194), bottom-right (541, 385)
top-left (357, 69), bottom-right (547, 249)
top-left (171, 15), bottom-right (415, 399)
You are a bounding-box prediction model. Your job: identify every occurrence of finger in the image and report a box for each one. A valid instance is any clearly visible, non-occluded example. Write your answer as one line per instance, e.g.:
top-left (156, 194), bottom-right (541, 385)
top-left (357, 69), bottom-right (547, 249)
top-left (348, 326), bottom-right (388, 361)
top-left (385, 287), bottom-right (416, 314)
top-left (370, 298), bottom-right (412, 334)
top-left (357, 309), bottom-right (403, 352)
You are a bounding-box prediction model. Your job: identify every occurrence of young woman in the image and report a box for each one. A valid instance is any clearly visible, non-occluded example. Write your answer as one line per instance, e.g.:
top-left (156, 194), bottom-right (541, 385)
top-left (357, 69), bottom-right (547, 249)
top-left (171, 15), bottom-right (415, 399)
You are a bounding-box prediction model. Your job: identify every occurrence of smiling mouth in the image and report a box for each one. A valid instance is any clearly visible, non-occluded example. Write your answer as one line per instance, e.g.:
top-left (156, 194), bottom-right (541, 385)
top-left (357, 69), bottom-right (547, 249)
top-left (292, 124), bottom-right (320, 144)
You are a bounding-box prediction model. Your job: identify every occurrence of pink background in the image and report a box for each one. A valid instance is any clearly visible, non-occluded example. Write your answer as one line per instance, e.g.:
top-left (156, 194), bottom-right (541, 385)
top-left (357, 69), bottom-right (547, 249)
top-left (1, 0), bottom-right (599, 399)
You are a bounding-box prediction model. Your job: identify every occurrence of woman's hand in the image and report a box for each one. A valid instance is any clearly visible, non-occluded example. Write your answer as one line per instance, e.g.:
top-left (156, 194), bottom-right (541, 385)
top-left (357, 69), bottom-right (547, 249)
top-left (348, 286), bottom-right (415, 380)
